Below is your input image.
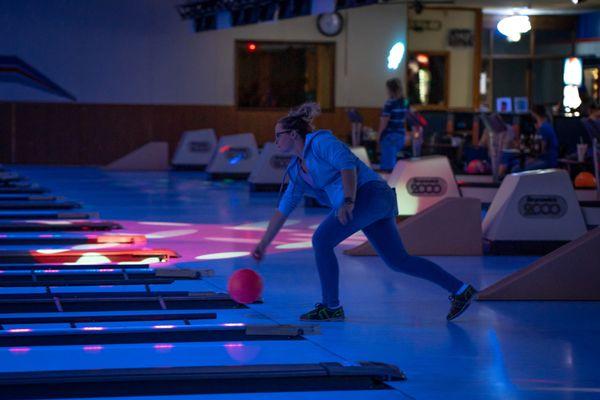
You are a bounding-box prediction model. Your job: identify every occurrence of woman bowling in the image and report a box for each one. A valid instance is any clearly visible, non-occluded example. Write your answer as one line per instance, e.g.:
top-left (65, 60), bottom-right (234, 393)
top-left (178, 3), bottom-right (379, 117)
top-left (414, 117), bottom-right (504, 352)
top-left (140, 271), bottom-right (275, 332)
top-left (252, 103), bottom-right (476, 322)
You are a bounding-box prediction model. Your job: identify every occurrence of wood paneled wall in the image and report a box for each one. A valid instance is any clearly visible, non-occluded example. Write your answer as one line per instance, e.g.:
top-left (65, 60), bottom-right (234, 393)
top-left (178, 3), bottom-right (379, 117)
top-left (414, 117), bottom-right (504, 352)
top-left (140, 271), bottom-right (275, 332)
top-left (0, 103), bottom-right (13, 163)
top-left (0, 102), bottom-right (383, 165)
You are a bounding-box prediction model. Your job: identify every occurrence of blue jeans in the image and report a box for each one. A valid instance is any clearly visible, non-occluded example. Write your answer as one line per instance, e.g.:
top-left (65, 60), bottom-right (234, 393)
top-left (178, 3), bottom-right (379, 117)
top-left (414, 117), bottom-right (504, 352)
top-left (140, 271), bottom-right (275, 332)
top-left (379, 133), bottom-right (404, 171)
top-left (502, 152), bottom-right (520, 172)
top-left (312, 180), bottom-right (464, 307)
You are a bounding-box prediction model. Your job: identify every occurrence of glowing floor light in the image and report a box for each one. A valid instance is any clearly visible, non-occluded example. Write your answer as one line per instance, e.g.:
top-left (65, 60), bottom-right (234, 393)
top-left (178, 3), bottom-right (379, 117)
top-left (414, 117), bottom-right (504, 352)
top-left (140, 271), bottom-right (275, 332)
top-left (275, 241), bottom-right (312, 250)
top-left (9, 347), bottom-right (31, 354)
top-left (117, 257), bottom-right (162, 265)
top-left (154, 344), bottom-right (174, 350)
top-left (83, 345), bottom-right (104, 352)
top-left (27, 220), bottom-right (71, 225)
top-left (195, 251), bottom-right (250, 260)
top-left (139, 221), bottom-right (192, 227)
top-left (146, 229), bottom-right (198, 239)
top-left (67, 253), bottom-right (112, 265)
top-left (82, 327), bottom-right (105, 331)
top-left (36, 248), bottom-right (69, 254)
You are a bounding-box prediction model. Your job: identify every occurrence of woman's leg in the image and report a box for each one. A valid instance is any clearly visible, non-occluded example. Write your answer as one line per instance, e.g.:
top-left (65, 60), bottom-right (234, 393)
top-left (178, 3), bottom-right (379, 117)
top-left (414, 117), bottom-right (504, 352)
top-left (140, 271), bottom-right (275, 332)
top-left (311, 212), bottom-right (364, 308)
top-left (311, 181), bottom-right (396, 308)
top-left (362, 217), bottom-right (464, 293)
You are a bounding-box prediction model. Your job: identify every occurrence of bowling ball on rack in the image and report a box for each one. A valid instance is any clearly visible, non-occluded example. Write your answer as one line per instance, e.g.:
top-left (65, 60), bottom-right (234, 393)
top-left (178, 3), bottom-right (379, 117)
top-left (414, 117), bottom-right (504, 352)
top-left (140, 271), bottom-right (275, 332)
top-left (466, 159), bottom-right (486, 174)
top-left (574, 171), bottom-right (596, 188)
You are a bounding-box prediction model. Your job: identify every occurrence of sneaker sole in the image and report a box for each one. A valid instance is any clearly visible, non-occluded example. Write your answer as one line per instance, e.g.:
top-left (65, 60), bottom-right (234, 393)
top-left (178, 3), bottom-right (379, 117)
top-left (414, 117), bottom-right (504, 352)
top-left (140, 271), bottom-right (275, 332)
top-left (299, 317), bottom-right (345, 322)
top-left (447, 292), bottom-right (477, 321)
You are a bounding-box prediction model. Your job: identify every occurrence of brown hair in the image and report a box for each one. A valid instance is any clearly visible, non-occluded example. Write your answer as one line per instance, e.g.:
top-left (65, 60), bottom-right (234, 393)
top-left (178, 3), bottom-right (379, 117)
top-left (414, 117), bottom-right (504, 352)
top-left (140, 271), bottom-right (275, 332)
top-left (277, 102), bottom-right (321, 139)
top-left (531, 104), bottom-right (548, 120)
top-left (386, 78), bottom-right (404, 99)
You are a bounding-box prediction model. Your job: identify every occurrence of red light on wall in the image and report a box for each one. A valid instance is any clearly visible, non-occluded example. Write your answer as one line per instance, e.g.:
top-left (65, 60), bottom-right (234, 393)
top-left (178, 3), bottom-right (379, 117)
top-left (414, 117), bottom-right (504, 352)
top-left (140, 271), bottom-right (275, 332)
top-left (416, 54), bottom-right (429, 65)
top-left (247, 42), bottom-right (257, 52)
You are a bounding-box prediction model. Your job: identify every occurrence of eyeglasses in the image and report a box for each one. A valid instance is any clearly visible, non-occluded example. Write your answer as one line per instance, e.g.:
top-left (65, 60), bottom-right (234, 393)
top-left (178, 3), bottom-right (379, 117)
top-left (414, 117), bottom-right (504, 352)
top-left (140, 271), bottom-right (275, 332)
top-left (275, 129), bottom-right (292, 139)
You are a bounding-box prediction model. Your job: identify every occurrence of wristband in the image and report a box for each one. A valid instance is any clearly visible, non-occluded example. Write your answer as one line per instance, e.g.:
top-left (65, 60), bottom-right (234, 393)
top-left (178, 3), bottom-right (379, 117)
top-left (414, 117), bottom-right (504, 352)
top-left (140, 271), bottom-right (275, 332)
top-left (343, 197), bottom-right (355, 205)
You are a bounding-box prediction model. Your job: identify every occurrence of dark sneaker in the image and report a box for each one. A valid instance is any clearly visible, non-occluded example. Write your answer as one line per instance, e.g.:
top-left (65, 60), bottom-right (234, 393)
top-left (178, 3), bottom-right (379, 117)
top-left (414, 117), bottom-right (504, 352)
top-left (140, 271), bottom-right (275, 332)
top-left (300, 303), bottom-right (345, 322)
top-left (447, 285), bottom-right (477, 321)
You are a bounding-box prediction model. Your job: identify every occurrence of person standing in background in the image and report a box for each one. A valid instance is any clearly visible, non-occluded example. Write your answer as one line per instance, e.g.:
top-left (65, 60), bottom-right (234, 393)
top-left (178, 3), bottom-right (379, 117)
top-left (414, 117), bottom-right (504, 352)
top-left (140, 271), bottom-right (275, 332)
top-left (378, 78), bottom-right (408, 171)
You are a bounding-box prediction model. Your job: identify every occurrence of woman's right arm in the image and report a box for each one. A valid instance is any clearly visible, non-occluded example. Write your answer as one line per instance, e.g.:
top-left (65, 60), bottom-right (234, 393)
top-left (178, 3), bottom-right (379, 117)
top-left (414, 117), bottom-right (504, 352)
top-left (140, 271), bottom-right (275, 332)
top-left (253, 175), bottom-right (303, 261)
top-left (252, 210), bottom-right (287, 260)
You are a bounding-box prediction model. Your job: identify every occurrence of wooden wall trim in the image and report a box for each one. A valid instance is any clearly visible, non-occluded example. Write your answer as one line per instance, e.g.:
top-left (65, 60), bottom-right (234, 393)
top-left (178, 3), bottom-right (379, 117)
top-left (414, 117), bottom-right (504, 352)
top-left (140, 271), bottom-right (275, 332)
top-left (473, 8), bottom-right (482, 110)
top-left (3, 100), bottom-right (493, 165)
top-left (0, 102), bottom-right (384, 165)
top-left (0, 103), bottom-right (12, 163)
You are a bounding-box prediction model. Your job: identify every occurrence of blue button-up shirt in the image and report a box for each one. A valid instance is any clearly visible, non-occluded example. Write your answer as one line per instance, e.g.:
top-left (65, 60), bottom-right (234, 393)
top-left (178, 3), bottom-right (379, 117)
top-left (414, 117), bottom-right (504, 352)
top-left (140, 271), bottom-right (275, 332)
top-left (278, 130), bottom-right (382, 216)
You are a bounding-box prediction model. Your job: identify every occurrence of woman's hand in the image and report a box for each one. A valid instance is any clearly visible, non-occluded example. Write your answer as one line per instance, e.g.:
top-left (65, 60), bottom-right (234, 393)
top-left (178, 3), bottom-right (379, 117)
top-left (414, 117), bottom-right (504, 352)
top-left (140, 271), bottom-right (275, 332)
top-left (337, 202), bottom-right (354, 225)
top-left (252, 210), bottom-right (287, 262)
top-left (252, 241), bottom-right (267, 261)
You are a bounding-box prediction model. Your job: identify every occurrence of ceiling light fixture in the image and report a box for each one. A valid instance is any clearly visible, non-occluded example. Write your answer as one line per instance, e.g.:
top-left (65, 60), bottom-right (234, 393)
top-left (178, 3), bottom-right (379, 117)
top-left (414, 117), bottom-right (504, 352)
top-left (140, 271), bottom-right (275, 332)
top-left (497, 15), bottom-right (531, 42)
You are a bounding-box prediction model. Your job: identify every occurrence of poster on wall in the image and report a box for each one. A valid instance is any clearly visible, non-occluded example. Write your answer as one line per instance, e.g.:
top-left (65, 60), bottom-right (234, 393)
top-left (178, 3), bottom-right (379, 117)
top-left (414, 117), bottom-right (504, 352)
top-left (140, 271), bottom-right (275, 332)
top-left (513, 97), bottom-right (529, 114)
top-left (496, 97), bottom-right (513, 113)
top-left (409, 20), bottom-right (442, 32)
top-left (448, 29), bottom-right (474, 47)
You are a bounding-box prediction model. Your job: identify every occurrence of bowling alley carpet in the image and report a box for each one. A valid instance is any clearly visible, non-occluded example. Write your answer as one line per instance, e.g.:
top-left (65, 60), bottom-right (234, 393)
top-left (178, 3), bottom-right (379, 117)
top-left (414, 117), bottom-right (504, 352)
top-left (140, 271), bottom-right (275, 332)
top-left (3, 165), bottom-right (600, 400)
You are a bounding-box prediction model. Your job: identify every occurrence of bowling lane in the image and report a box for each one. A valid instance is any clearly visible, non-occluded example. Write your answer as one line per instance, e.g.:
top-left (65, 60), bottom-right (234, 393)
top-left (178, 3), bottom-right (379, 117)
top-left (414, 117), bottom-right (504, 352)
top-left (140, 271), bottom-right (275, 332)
top-left (12, 167), bottom-right (330, 224)
top-left (0, 305), bottom-right (278, 329)
top-left (0, 340), bottom-right (346, 373)
top-left (39, 391), bottom-right (410, 400)
top-left (0, 211), bottom-right (95, 219)
top-left (0, 266), bottom-right (221, 295)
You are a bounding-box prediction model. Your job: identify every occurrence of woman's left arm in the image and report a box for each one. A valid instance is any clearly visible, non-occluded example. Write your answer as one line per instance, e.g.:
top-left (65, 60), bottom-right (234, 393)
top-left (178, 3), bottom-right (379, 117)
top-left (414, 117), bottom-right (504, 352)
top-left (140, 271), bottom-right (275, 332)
top-left (337, 168), bottom-right (357, 225)
top-left (341, 168), bottom-right (357, 202)
top-left (313, 136), bottom-right (358, 225)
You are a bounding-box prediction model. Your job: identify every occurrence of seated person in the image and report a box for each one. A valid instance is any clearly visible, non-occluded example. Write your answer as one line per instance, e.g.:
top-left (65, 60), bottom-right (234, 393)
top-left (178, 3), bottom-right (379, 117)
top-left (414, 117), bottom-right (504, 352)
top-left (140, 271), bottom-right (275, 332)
top-left (477, 114), bottom-right (517, 177)
top-left (512, 105), bottom-right (559, 173)
top-left (479, 130), bottom-right (515, 152)
top-left (590, 102), bottom-right (600, 121)
top-left (583, 102), bottom-right (600, 156)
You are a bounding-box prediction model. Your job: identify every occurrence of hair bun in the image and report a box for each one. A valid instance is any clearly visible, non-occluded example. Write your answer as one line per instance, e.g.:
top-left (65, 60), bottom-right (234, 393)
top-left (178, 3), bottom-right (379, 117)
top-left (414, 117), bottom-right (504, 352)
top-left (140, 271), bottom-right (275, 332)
top-left (289, 102), bottom-right (321, 123)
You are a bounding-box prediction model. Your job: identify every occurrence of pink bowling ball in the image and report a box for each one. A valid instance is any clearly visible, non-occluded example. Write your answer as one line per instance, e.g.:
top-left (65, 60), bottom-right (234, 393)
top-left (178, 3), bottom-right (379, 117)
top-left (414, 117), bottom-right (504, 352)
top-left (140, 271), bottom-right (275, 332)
top-left (227, 268), bottom-right (264, 304)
